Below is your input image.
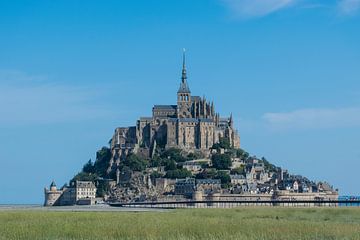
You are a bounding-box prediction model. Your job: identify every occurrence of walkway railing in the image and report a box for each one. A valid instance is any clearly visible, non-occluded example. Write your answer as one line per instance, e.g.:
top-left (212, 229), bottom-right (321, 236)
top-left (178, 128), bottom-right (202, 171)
top-left (109, 200), bottom-right (360, 208)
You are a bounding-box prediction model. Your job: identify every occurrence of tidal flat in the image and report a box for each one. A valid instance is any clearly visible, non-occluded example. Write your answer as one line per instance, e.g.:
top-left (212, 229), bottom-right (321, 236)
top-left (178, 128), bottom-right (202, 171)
top-left (1, 207), bottom-right (360, 240)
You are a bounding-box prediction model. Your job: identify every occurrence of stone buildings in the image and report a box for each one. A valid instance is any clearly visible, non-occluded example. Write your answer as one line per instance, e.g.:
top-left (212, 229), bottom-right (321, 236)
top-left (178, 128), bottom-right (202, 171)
top-left (44, 181), bottom-right (63, 206)
top-left (108, 51), bottom-right (240, 170)
top-left (44, 180), bottom-right (97, 206)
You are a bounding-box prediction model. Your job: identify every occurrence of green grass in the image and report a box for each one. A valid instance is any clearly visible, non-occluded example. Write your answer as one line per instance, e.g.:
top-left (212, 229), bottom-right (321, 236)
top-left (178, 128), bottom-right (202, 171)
top-left (1, 208), bottom-right (360, 240)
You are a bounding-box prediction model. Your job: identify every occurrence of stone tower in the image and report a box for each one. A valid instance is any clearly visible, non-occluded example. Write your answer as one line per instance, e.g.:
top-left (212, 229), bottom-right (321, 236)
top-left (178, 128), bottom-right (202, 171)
top-left (44, 180), bottom-right (63, 206)
top-left (177, 49), bottom-right (192, 118)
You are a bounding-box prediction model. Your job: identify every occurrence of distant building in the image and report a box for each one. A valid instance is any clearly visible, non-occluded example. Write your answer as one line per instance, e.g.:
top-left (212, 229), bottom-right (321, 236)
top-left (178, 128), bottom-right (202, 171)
top-left (44, 181), bottom-right (63, 206)
top-left (196, 179), bottom-right (221, 194)
top-left (230, 174), bottom-right (246, 185)
top-left (107, 51), bottom-right (240, 172)
top-left (75, 181), bottom-right (97, 201)
top-left (44, 180), bottom-right (97, 206)
top-left (182, 161), bottom-right (203, 174)
top-left (174, 178), bottom-right (195, 197)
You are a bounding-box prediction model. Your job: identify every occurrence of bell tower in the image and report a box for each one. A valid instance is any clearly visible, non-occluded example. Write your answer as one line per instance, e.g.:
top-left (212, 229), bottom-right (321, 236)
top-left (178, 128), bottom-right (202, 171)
top-left (177, 49), bottom-right (192, 118)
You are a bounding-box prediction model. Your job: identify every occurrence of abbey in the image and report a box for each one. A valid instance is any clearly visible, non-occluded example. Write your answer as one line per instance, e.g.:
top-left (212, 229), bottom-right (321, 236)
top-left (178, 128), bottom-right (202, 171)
top-left (109, 52), bottom-right (240, 163)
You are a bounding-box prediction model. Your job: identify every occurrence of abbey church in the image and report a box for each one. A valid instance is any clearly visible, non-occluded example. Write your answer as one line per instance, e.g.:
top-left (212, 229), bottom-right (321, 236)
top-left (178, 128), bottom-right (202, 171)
top-left (109, 52), bottom-right (240, 163)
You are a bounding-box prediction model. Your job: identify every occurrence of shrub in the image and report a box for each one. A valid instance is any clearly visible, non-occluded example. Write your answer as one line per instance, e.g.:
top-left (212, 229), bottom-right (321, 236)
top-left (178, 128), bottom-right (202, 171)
top-left (150, 171), bottom-right (164, 180)
top-left (195, 168), bottom-right (217, 179)
top-left (216, 171), bottom-right (231, 187)
top-left (165, 169), bottom-right (192, 179)
top-left (164, 159), bottom-right (177, 171)
top-left (124, 154), bottom-right (147, 171)
top-left (161, 148), bottom-right (187, 162)
top-left (231, 166), bottom-right (245, 175)
top-left (94, 147), bottom-right (112, 177)
top-left (82, 159), bottom-right (95, 174)
top-left (212, 137), bottom-right (231, 150)
top-left (212, 153), bottom-right (232, 170)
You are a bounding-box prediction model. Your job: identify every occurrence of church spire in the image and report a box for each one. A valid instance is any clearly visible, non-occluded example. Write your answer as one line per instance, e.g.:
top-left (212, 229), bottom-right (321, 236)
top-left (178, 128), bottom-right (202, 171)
top-left (182, 48), bottom-right (187, 82)
top-left (178, 48), bottom-right (191, 94)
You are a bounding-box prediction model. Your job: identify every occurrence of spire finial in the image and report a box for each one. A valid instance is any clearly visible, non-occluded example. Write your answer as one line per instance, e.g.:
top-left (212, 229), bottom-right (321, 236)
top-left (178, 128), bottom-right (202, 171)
top-left (182, 48), bottom-right (187, 82)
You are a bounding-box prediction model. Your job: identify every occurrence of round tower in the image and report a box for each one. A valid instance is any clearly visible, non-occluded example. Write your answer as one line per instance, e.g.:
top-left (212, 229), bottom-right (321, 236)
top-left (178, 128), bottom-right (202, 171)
top-left (44, 180), bottom-right (63, 206)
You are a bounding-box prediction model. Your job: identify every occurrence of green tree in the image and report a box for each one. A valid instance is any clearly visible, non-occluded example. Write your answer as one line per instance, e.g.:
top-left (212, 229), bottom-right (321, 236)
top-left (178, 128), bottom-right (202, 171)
top-left (82, 159), bottom-right (95, 174)
top-left (187, 152), bottom-right (204, 161)
top-left (165, 168), bottom-right (192, 179)
top-left (150, 171), bottom-right (164, 180)
top-left (216, 170), bottom-right (231, 186)
top-left (93, 147), bottom-right (112, 177)
top-left (124, 154), bottom-right (147, 171)
top-left (236, 149), bottom-right (250, 160)
top-left (211, 153), bottom-right (232, 170)
top-left (164, 159), bottom-right (177, 171)
top-left (71, 172), bottom-right (98, 182)
top-left (150, 155), bottom-right (162, 167)
top-left (230, 166), bottom-right (245, 175)
top-left (261, 157), bottom-right (278, 172)
top-left (212, 137), bottom-right (231, 150)
top-left (195, 168), bottom-right (217, 179)
top-left (161, 148), bottom-right (186, 162)
top-left (96, 181), bottom-right (110, 197)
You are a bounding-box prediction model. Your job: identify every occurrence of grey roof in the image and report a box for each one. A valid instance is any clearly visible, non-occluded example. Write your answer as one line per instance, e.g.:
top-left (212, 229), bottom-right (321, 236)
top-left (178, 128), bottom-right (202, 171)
top-left (139, 117), bottom-right (152, 121)
top-left (320, 182), bottom-right (333, 191)
top-left (191, 96), bottom-right (201, 102)
top-left (176, 178), bottom-right (195, 184)
top-left (199, 118), bottom-right (214, 123)
top-left (178, 80), bottom-right (191, 93)
top-left (168, 118), bottom-right (178, 123)
top-left (153, 105), bottom-right (177, 110)
top-left (196, 179), bottom-right (221, 184)
top-left (230, 175), bottom-right (245, 179)
top-left (76, 181), bottom-right (96, 189)
top-left (179, 118), bottom-right (198, 123)
top-left (248, 183), bottom-right (258, 190)
top-left (50, 181), bottom-right (56, 187)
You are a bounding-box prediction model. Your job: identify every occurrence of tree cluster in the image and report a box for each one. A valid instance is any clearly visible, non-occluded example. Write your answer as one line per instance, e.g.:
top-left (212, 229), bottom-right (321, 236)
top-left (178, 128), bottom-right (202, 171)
top-left (211, 153), bottom-right (232, 170)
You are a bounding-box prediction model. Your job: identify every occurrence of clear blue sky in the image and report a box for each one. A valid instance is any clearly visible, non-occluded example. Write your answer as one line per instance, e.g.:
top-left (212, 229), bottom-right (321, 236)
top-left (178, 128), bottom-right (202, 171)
top-left (0, 0), bottom-right (359, 204)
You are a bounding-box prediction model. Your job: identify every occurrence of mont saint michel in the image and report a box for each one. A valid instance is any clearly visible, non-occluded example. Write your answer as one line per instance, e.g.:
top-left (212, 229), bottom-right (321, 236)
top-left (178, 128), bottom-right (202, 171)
top-left (3, 1), bottom-right (360, 239)
top-left (109, 51), bottom-right (240, 166)
top-left (44, 52), bottom-right (338, 207)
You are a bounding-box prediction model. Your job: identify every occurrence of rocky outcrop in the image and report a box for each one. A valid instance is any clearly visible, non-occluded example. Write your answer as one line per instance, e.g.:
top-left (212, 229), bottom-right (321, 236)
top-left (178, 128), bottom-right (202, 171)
top-left (108, 172), bottom-right (160, 203)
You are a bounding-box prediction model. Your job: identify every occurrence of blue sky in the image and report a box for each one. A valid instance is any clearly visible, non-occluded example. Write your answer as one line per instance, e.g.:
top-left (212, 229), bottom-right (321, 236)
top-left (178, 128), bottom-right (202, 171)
top-left (0, 0), bottom-right (359, 204)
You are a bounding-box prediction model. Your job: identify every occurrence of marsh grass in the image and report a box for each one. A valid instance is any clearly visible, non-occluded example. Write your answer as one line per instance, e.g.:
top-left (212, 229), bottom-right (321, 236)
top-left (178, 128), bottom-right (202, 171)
top-left (1, 207), bottom-right (360, 240)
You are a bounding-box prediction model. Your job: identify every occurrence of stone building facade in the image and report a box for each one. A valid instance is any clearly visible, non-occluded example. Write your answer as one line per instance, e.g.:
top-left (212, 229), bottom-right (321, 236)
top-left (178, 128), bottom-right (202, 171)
top-left (44, 180), bottom-right (97, 206)
top-left (109, 52), bottom-right (240, 167)
top-left (44, 181), bottom-right (63, 206)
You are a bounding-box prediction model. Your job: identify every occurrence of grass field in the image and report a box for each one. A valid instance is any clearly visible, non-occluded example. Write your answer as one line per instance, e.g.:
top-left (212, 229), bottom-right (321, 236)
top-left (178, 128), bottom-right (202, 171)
top-left (1, 207), bottom-right (360, 240)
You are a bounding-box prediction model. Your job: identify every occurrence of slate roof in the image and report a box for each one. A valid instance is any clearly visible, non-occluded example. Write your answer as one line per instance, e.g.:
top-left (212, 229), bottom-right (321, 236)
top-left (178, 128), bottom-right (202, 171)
top-left (178, 80), bottom-right (191, 93)
top-left (168, 118), bottom-right (178, 123)
top-left (153, 105), bottom-right (177, 110)
top-left (191, 96), bottom-right (201, 102)
top-left (179, 118), bottom-right (198, 123)
top-left (230, 175), bottom-right (246, 179)
top-left (196, 179), bottom-right (221, 184)
top-left (199, 118), bottom-right (214, 123)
